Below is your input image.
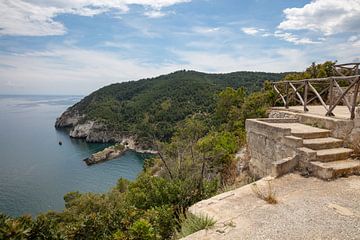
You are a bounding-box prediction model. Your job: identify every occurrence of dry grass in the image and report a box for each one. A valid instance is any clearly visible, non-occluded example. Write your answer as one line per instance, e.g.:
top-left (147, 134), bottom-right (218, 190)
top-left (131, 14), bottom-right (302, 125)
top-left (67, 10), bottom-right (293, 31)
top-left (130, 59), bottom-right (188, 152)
top-left (251, 180), bottom-right (278, 204)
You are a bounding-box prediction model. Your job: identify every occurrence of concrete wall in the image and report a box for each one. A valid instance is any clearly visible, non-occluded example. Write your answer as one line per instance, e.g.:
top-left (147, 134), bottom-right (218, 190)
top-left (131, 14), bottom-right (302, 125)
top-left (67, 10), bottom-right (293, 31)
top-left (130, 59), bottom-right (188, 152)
top-left (245, 119), bottom-right (301, 178)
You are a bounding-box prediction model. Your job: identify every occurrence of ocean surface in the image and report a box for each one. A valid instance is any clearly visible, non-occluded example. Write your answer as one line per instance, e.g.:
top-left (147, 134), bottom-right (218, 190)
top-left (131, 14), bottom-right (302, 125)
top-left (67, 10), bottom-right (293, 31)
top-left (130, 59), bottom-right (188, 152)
top-left (0, 95), bottom-right (145, 217)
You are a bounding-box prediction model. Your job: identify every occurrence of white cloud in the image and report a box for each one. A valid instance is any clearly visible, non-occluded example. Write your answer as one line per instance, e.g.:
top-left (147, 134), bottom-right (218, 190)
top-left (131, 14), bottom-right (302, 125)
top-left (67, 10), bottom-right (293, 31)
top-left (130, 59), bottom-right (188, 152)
top-left (0, 0), bottom-right (191, 36)
top-left (0, 0), bottom-right (66, 36)
top-left (241, 26), bottom-right (319, 45)
top-left (144, 10), bottom-right (166, 18)
top-left (349, 36), bottom-right (358, 42)
top-left (192, 26), bottom-right (221, 35)
top-left (241, 27), bottom-right (261, 36)
top-left (278, 0), bottom-right (360, 35)
top-left (274, 31), bottom-right (320, 45)
top-left (173, 49), bottom-right (310, 73)
top-left (0, 47), bottom-right (180, 94)
top-left (348, 35), bottom-right (360, 47)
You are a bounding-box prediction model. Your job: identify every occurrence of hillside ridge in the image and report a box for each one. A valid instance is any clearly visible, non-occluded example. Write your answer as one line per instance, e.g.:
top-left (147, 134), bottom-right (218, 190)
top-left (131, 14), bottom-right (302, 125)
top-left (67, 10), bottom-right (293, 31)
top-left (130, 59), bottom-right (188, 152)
top-left (55, 70), bottom-right (286, 145)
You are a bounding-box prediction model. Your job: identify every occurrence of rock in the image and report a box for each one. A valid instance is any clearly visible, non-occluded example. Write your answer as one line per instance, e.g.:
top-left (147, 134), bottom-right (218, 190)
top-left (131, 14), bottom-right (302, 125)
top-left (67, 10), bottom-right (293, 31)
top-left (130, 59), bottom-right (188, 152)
top-left (70, 121), bottom-right (95, 139)
top-left (55, 109), bottom-right (160, 152)
top-left (84, 140), bottom-right (158, 166)
top-left (55, 110), bottom-right (83, 128)
top-left (84, 144), bottom-right (126, 165)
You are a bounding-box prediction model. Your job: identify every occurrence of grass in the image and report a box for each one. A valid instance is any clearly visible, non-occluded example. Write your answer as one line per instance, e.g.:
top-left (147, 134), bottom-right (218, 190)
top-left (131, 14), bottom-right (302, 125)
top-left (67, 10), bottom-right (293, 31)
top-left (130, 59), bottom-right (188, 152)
top-left (251, 180), bottom-right (278, 204)
top-left (176, 213), bottom-right (216, 239)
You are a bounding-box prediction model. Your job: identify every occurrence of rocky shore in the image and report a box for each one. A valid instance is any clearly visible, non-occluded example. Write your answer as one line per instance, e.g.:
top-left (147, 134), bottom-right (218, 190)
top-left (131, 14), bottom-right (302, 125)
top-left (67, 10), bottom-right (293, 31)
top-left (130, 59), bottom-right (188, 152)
top-left (56, 108), bottom-right (158, 165)
top-left (56, 111), bottom-right (136, 143)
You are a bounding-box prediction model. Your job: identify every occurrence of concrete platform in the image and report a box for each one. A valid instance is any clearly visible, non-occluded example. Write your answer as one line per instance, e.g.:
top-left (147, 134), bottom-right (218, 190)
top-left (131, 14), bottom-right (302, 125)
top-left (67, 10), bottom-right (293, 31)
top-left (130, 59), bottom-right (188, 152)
top-left (184, 174), bottom-right (360, 240)
top-left (272, 106), bottom-right (355, 120)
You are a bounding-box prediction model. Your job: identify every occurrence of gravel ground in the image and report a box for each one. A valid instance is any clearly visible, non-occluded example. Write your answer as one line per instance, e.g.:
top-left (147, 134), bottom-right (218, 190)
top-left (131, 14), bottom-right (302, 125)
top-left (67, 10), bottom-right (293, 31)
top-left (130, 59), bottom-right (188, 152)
top-left (183, 174), bottom-right (360, 240)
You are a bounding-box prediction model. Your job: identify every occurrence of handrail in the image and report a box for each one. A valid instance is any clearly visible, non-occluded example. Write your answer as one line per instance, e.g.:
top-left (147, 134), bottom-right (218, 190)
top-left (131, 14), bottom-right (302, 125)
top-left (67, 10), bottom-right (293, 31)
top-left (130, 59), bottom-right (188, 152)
top-left (334, 63), bottom-right (360, 76)
top-left (273, 75), bottom-right (358, 85)
top-left (272, 75), bottom-right (360, 120)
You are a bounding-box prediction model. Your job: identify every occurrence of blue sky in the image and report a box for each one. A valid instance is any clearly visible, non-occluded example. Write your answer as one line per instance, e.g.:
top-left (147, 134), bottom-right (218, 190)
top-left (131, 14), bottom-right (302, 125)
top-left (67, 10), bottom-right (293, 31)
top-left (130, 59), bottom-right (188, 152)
top-left (0, 0), bottom-right (359, 95)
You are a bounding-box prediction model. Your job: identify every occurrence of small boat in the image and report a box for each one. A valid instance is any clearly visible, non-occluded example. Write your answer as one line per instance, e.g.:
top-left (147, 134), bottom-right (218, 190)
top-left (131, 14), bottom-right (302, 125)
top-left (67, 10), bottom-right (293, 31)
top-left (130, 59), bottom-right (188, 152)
top-left (58, 141), bottom-right (62, 146)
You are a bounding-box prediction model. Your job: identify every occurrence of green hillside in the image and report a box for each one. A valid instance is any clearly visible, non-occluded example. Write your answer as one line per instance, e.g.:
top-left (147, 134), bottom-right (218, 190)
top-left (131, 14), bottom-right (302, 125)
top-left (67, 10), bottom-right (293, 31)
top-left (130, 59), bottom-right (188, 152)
top-left (69, 70), bottom-right (285, 141)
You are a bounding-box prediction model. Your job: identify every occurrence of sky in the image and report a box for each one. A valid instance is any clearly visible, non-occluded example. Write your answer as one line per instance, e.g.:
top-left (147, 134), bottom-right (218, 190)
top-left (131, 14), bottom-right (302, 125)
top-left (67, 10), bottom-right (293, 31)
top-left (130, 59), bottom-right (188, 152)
top-left (0, 0), bottom-right (359, 95)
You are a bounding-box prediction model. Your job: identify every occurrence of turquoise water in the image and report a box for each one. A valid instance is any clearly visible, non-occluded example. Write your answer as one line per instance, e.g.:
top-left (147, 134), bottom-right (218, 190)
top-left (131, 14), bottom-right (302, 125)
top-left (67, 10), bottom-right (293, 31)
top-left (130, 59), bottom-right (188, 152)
top-left (0, 95), bottom-right (144, 217)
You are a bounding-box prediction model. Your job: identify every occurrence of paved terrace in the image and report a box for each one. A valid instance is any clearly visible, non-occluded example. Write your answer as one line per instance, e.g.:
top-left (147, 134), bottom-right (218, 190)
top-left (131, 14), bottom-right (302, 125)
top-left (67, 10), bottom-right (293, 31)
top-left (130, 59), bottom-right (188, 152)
top-left (184, 174), bottom-right (360, 240)
top-left (272, 105), bottom-right (355, 120)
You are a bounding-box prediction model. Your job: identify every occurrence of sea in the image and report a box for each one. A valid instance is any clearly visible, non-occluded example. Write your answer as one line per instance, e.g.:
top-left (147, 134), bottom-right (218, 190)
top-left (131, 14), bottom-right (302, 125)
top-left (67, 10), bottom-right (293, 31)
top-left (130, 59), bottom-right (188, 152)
top-left (0, 95), bottom-right (145, 217)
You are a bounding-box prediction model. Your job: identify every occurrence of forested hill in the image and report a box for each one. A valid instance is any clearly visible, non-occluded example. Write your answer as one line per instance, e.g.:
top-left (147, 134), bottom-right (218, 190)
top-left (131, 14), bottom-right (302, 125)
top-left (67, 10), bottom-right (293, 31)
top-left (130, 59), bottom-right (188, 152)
top-left (59, 70), bottom-right (286, 142)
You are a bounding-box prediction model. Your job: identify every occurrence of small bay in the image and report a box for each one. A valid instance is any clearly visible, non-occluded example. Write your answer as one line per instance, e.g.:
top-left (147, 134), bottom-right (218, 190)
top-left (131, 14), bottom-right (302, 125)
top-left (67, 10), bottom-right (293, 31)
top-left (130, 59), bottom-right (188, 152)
top-left (0, 95), bottom-right (144, 217)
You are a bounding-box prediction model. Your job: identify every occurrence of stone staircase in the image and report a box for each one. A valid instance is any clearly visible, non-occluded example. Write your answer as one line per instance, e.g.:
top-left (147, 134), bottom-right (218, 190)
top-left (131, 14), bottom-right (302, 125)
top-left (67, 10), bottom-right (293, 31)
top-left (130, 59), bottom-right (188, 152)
top-left (284, 123), bottom-right (360, 179)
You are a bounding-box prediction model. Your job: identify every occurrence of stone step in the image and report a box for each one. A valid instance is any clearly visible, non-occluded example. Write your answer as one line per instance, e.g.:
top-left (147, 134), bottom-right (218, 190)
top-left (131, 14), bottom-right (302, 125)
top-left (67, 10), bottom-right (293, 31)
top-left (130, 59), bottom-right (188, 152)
top-left (316, 148), bottom-right (354, 162)
top-left (310, 159), bottom-right (360, 180)
top-left (303, 137), bottom-right (343, 150)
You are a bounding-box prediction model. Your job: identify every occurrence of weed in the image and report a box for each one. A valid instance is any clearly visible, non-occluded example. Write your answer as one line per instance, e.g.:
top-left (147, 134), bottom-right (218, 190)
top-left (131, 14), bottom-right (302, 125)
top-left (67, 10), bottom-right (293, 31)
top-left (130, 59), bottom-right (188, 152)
top-left (251, 180), bottom-right (278, 204)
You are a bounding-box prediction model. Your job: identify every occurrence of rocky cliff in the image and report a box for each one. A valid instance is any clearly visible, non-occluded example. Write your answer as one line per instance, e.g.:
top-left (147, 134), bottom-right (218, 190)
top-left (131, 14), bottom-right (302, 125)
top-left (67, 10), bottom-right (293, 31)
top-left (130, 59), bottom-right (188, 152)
top-left (55, 110), bottom-right (133, 143)
top-left (55, 109), bottom-right (83, 128)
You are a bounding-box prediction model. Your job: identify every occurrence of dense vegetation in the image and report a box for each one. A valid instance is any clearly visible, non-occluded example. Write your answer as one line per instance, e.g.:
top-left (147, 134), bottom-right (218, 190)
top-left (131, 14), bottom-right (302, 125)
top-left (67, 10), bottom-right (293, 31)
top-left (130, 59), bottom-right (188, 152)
top-left (1, 81), bottom-right (276, 239)
top-left (3, 63), bottom-right (340, 239)
top-left (1, 69), bottom-right (296, 239)
top-left (69, 70), bottom-right (285, 142)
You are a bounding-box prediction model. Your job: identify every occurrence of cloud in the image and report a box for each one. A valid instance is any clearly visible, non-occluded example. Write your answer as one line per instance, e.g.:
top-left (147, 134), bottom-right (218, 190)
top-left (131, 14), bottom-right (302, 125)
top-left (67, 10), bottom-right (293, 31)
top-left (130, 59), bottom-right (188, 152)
top-left (241, 27), bottom-right (262, 36)
top-left (241, 26), bottom-right (319, 45)
top-left (173, 48), bottom-right (310, 73)
top-left (144, 10), bottom-right (167, 18)
top-left (0, 47), bottom-right (180, 94)
top-left (348, 35), bottom-right (360, 47)
top-left (0, 0), bottom-right (191, 36)
top-left (274, 31), bottom-right (320, 45)
top-left (192, 26), bottom-right (221, 35)
top-left (278, 0), bottom-right (360, 35)
top-left (0, 0), bottom-right (66, 36)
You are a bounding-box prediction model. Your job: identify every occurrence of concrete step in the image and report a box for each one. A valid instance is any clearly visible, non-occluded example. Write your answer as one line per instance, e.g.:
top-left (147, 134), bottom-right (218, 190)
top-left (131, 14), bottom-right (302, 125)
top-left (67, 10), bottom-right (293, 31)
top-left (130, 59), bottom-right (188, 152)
top-left (316, 148), bottom-right (354, 162)
top-left (303, 137), bottom-right (343, 150)
top-left (310, 159), bottom-right (360, 180)
top-left (292, 128), bottom-right (331, 139)
top-left (267, 123), bottom-right (332, 139)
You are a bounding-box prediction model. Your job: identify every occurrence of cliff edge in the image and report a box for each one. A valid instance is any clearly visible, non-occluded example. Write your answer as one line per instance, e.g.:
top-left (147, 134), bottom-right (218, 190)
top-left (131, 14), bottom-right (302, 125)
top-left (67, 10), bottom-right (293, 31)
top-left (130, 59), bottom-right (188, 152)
top-left (183, 173), bottom-right (360, 240)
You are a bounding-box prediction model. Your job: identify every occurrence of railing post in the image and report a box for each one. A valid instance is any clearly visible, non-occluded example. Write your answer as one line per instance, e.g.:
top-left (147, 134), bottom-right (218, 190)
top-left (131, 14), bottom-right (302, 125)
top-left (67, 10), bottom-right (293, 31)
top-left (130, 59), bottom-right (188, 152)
top-left (303, 80), bottom-right (308, 112)
top-left (328, 77), bottom-right (334, 111)
top-left (350, 76), bottom-right (360, 120)
top-left (285, 82), bottom-right (289, 109)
